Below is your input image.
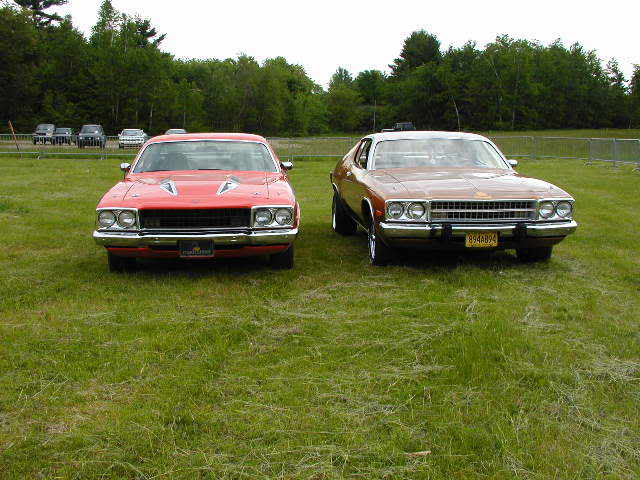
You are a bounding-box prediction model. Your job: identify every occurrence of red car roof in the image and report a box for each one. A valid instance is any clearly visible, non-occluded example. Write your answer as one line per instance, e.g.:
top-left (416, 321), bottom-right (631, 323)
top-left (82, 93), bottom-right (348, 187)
top-left (148, 132), bottom-right (267, 143)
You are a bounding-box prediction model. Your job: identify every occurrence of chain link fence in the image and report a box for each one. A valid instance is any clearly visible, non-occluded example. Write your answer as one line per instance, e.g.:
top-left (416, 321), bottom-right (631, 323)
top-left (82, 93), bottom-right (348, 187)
top-left (1, 134), bottom-right (639, 168)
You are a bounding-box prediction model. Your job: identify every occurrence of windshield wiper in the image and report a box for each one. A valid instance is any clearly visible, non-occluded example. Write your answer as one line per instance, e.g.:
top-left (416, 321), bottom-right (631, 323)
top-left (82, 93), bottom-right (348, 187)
top-left (145, 169), bottom-right (172, 172)
top-left (196, 168), bottom-right (222, 170)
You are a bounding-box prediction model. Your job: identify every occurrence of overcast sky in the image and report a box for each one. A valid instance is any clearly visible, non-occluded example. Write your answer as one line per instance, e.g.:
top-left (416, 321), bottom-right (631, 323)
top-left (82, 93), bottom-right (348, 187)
top-left (51, 0), bottom-right (639, 87)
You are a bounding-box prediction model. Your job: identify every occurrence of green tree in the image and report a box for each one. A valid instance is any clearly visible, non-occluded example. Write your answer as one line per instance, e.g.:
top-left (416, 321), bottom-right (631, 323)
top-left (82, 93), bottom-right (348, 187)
top-left (0, 5), bottom-right (40, 130)
top-left (329, 67), bottom-right (353, 89)
top-left (327, 85), bottom-right (362, 132)
top-left (12, 0), bottom-right (67, 28)
top-left (630, 65), bottom-right (640, 128)
top-left (390, 30), bottom-right (442, 77)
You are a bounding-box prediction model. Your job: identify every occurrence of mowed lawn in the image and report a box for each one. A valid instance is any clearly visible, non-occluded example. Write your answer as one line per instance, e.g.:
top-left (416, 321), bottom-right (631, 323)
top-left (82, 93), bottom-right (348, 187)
top-left (0, 157), bottom-right (638, 479)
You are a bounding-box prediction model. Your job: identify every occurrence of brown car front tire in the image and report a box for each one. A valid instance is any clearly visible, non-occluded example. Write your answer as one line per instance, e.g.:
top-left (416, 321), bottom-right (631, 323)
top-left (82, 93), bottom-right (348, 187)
top-left (368, 223), bottom-right (392, 266)
top-left (332, 193), bottom-right (357, 236)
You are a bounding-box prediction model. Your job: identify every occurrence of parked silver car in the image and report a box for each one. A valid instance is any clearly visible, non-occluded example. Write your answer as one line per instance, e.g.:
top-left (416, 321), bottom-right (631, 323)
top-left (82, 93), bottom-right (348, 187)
top-left (118, 129), bottom-right (148, 149)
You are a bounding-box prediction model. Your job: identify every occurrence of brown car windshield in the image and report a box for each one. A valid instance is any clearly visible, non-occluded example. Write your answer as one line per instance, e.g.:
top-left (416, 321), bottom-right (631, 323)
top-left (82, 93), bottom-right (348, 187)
top-left (133, 140), bottom-right (278, 173)
top-left (372, 139), bottom-right (508, 170)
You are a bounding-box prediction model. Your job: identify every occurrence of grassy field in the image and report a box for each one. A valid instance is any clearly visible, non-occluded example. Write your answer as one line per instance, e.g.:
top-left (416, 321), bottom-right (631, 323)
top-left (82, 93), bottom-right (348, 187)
top-left (0, 156), bottom-right (639, 479)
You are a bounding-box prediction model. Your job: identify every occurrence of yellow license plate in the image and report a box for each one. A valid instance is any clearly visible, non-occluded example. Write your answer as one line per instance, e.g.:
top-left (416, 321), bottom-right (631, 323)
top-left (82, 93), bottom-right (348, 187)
top-left (465, 232), bottom-right (498, 248)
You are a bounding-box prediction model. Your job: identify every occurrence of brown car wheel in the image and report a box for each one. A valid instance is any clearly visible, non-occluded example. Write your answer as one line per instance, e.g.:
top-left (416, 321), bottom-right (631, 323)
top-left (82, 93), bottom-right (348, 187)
top-left (332, 193), bottom-right (357, 235)
top-left (516, 246), bottom-right (553, 262)
top-left (367, 222), bottom-right (392, 266)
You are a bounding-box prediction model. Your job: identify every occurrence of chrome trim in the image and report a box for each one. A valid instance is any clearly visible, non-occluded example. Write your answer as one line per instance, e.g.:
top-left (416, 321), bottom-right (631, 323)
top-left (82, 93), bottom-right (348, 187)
top-left (96, 207), bottom-right (140, 231)
top-left (384, 199), bottom-right (430, 222)
top-left (430, 199), bottom-right (537, 223)
top-left (251, 205), bottom-right (295, 228)
top-left (536, 198), bottom-right (575, 221)
top-left (526, 220), bottom-right (578, 237)
top-left (93, 228), bottom-right (298, 247)
top-left (379, 220), bottom-right (578, 239)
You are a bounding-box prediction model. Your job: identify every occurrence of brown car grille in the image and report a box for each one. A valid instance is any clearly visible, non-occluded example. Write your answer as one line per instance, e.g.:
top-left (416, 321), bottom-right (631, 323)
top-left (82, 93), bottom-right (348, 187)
top-left (430, 200), bottom-right (537, 222)
top-left (139, 208), bottom-right (251, 229)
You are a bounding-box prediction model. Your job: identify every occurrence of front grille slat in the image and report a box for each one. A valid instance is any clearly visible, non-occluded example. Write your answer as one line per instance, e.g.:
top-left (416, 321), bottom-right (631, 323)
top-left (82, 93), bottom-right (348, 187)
top-left (140, 208), bottom-right (250, 229)
top-left (430, 200), bottom-right (536, 222)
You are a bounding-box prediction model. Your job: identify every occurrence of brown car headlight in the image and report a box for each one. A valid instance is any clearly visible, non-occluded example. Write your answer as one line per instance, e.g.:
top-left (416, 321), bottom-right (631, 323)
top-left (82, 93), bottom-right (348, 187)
top-left (555, 201), bottom-right (572, 218)
top-left (387, 202), bottom-right (404, 219)
top-left (407, 202), bottom-right (426, 219)
top-left (538, 201), bottom-right (555, 219)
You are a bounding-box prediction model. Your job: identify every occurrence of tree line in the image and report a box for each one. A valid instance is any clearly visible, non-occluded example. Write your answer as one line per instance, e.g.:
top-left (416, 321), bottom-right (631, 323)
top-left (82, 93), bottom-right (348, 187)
top-left (1, 1), bottom-right (639, 136)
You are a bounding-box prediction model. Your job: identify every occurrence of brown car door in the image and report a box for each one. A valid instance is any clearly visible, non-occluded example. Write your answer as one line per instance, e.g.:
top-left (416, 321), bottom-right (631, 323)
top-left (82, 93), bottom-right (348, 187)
top-left (342, 138), bottom-right (372, 222)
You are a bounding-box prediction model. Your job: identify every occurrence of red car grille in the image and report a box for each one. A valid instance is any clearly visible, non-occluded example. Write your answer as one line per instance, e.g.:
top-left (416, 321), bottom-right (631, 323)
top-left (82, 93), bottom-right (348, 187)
top-left (139, 208), bottom-right (251, 229)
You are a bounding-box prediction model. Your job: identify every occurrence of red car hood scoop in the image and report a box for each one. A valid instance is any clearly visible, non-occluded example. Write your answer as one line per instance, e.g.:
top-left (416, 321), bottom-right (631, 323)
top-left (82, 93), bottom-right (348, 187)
top-left (124, 171), bottom-right (271, 202)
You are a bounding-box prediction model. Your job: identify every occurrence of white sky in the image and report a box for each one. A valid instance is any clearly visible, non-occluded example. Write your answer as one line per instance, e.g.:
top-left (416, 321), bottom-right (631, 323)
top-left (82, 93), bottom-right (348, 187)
top-left (52, 0), bottom-right (639, 87)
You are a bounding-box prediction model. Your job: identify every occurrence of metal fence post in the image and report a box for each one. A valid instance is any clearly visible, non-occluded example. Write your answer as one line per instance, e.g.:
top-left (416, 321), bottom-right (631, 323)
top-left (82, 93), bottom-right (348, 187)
top-left (532, 136), bottom-right (538, 160)
top-left (612, 138), bottom-right (619, 168)
top-left (289, 138), bottom-right (294, 163)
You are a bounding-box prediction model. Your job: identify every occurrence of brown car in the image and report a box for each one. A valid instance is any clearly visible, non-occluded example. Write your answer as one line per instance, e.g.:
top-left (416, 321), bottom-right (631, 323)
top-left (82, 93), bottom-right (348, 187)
top-left (330, 131), bottom-right (578, 265)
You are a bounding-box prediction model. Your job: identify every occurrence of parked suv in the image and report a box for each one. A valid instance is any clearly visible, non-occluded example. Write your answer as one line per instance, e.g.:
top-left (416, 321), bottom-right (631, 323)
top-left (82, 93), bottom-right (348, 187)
top-left (53, 127), bottom-right (75, 145)
top-left (33, 124), bottom-right (55, 144)
top-left (381, 122), bottom-right (416, 132)
top-left (77, 125), bottom-right (106, 148)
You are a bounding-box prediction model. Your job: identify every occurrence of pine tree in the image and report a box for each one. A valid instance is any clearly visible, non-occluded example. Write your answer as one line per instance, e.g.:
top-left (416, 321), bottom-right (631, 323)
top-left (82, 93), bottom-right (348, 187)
top-left (13, 0), bottom-right (68, 28)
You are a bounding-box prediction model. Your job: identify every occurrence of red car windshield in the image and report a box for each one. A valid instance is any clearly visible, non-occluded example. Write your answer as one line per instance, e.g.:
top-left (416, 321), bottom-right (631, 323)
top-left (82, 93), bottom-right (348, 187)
top-left (133, 140), bottom-right (278, 173)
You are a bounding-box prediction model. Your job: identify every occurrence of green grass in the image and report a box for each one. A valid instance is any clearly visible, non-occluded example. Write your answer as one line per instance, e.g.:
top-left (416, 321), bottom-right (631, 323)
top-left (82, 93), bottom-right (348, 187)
top-left (0, 157), bottom-right (639, 479)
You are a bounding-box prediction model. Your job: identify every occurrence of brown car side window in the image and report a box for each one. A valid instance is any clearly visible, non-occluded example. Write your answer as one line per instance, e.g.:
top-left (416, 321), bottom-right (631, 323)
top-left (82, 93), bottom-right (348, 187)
top-left (356, 139), bottom-right (372, 169)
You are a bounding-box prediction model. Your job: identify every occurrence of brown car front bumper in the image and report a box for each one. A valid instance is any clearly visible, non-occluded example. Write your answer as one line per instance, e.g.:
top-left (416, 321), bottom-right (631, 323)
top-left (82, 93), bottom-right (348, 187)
top-left (379, 220), bottom-right (578, 249)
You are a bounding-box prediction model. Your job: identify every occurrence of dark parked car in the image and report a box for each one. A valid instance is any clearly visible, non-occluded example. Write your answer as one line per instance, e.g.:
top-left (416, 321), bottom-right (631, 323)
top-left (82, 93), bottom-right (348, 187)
top-left (77, 125), bottom-right (106, 148)
top-left (33, 124), bottom-right (55, 144)
top-left (382, 122), bottom-right (416, 132)
top-left (164, 128), bottom-right (187, 135)
top-left (53, 127), bottom-right (75, 145)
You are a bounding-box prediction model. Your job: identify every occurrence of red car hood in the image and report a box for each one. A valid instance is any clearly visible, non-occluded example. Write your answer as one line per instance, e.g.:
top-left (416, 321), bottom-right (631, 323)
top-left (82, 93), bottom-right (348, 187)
top-left (100, 171), bottom-right (294, 209)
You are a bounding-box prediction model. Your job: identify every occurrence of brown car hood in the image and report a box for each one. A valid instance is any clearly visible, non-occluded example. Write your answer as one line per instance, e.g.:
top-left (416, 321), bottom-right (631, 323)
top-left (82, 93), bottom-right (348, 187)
top-left (369, 167), bottom-right (571, 200)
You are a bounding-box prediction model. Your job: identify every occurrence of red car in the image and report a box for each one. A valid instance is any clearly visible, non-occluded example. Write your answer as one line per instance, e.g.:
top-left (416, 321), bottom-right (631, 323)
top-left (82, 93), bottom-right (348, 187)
top-left (93, 133), bottom-right (299, 271)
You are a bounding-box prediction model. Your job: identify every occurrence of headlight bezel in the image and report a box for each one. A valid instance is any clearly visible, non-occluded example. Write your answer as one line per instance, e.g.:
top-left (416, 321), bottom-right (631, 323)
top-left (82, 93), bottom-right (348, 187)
top-left (385, 199), bottom-right (430, 222)
top-left (251, 205), bottom-right (295, 229)
top-left (96, 208), bottom-right (139, 230)
top-left (537, 199), bottom-right (574, 221)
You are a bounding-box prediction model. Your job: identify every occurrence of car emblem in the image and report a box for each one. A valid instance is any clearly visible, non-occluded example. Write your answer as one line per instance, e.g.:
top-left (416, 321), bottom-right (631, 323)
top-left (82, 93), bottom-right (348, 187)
top-left (474, 191), bottom-right (491, 199)
top-left (217, 176), bottom-right (240, 196)
top-left (159, 179), bottom-right (178, 196)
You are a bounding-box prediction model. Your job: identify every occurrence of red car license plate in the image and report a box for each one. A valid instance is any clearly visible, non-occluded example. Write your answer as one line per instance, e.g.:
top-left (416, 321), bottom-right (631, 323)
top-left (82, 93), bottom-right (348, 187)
top-left (179, 240), bottom-right (215, 258)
